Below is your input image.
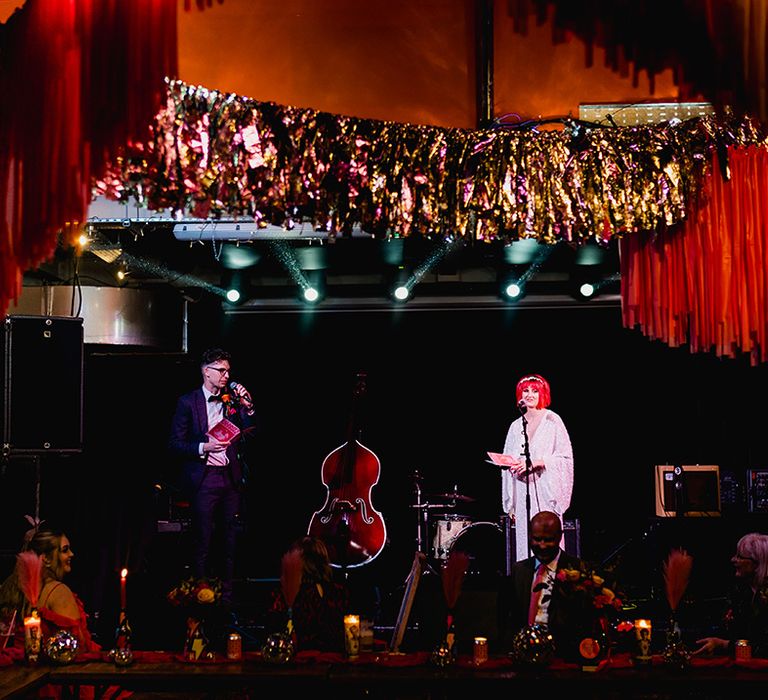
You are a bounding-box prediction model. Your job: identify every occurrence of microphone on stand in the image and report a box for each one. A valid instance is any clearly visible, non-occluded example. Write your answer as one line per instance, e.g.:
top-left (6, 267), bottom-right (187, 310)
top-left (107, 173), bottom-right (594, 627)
top-left (517, 399), bottom-right (528, 415)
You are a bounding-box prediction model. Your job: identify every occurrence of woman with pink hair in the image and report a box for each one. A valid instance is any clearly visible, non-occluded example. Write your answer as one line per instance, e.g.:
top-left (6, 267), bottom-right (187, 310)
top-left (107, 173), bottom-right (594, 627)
top-left (500, 374), bottom-right (574, 561)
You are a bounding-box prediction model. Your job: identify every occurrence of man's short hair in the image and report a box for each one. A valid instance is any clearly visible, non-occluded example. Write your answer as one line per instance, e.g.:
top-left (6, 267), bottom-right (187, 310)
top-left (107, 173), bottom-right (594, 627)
top-left (201, 348), bottom-right (232, 367)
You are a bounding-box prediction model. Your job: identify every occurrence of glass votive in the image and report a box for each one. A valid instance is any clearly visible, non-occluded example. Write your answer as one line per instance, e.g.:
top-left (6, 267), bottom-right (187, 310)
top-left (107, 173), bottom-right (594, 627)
top-left (634, 619), bottom-right (652, 666)
top-left (359, 618), bottom-right (374, 653)
top-left (23, 610), bottom-right (42, 664)
top-left (473, 636), bottom-right (488, 665)
top-left (344, 614), bottom-right (360, 658)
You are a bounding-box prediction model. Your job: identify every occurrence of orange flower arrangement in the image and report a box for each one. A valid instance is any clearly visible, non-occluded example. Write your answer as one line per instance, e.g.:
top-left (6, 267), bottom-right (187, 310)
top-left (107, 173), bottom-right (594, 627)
top-left (167, 576), bottom-right (222, 607)
top-left (555, 566), bottom-right (624, 613)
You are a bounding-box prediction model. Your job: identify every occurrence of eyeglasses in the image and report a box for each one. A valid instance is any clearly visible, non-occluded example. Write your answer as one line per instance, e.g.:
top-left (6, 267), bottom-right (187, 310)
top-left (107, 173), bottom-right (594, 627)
top-left (207, 366), bottom-right (231, 375)
top-left (734, 553), bottom-right (756, 562)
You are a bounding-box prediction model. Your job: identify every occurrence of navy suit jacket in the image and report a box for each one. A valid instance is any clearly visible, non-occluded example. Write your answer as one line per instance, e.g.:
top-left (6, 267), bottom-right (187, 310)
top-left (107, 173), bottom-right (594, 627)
top-left (168, 388), bottom-right (257, 497)
top-left (498, 550), bottom-right (592, 660)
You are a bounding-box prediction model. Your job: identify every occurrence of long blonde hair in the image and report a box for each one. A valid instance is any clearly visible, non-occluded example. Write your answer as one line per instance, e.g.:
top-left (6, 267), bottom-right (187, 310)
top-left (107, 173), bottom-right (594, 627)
top-left (0, 528), bottom-right (67, 614)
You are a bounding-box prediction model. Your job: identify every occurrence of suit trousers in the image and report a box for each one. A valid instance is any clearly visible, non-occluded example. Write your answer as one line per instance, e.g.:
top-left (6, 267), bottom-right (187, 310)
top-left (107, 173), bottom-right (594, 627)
top-left (191, 467), bottom-right (241, 601)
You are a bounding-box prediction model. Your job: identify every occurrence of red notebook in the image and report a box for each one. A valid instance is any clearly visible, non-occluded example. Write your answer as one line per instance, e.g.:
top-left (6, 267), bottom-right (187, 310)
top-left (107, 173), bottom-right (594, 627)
top-left (207, 418), bottom-right (241, 442)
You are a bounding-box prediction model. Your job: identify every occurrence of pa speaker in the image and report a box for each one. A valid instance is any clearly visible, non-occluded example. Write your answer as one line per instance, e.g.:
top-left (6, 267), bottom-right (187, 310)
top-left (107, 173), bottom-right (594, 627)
top-left (2, 315), bottom-right (83, 454)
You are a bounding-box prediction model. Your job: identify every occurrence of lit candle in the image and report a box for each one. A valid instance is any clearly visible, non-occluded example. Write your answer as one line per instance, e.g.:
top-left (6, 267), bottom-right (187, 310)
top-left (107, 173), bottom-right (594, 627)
top-left (23, 610), bottom-right (41, 663)
top-left (343, 614), bottom-right (360, 658)
top-left (120, 568), bottom-right (128, 610)
top-left (634, 619), bottom-right (652, 665)
top-left (473, 636), bottom-right (488, 665)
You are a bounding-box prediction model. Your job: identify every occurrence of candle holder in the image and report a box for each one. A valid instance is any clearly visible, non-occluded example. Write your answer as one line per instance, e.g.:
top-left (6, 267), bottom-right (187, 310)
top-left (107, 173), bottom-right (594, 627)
top-left (344, 614), bottom-right (360, 658)
top-left (633, 619), bottom-right (652, 667)
top-left (23, 609), bottom-right (41, 664)
top-left (473, 636), bottom-right (488, 665)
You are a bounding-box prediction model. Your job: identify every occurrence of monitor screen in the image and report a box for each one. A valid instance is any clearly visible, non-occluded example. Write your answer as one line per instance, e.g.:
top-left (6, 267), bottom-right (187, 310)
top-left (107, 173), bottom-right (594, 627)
top-left (655, 465), bottom-right (721, 517)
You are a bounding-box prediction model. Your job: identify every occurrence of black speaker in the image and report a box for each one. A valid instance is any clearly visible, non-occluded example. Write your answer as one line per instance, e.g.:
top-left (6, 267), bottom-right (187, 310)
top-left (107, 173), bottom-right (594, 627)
top-left (2, 315), bottom-right (83, 454)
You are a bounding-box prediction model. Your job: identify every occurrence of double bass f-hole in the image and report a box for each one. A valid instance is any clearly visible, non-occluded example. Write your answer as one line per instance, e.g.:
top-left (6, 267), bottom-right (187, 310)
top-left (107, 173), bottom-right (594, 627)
top-left (318, 497), bottom-right (375, 525)
top-left (307, 371), bottom-right (387, 568)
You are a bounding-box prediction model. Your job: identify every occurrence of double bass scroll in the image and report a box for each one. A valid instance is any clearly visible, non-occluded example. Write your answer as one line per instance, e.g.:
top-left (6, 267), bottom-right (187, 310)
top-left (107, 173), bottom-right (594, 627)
top-left (307, 372), bottom-right (387, 568)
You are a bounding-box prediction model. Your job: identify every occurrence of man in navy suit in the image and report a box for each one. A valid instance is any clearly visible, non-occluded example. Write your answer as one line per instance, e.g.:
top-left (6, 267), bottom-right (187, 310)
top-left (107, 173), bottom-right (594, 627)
top-left (169, 348), bottom-right (257, 603)
top-left (498, 510), bottom-right (595, 661)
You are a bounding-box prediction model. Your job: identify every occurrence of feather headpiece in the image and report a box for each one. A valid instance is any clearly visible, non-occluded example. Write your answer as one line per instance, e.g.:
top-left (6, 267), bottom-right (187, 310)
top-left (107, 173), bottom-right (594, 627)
top-left (15, 551), bottom-right (44, 608)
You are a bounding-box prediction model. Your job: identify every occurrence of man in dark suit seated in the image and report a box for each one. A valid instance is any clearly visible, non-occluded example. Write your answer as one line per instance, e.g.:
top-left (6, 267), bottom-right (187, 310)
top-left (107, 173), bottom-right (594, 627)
top-left (497, 510), bottom-right (600, 661)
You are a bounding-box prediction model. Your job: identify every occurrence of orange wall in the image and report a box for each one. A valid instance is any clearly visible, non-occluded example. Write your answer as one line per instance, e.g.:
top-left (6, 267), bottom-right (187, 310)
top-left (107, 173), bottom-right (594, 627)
top-left (178, 0), bottom-right (682, 130)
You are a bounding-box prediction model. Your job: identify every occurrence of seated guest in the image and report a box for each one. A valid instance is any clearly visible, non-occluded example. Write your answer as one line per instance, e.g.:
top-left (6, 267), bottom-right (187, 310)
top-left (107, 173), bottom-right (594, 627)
top-left (268, 535), bottom-right (350, 652)
top-left (692, 532), bottom-right (768, 658)
top-left (0, 526), bottom-right (99, 652)
top-left (497, 510), bottom-right (611, 661)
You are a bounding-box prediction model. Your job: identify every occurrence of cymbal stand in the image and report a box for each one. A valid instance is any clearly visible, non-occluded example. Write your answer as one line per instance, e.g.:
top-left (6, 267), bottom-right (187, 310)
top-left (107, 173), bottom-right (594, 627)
top-left (410, 470), bottom-right (441, 575)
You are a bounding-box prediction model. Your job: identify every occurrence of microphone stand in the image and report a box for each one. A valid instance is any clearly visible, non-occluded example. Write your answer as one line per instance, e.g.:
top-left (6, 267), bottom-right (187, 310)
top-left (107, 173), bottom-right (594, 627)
top-left (520, 411), bottom-right (533, 558)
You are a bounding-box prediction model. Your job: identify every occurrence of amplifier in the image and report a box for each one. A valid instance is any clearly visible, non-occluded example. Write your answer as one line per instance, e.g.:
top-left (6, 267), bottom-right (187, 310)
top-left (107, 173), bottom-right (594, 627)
top-left (156, 519), bottom-right (191, 534)
top-left (502, 517), bottom-right (581, 574)
top-left (747, 470), bottom-right (768, 513)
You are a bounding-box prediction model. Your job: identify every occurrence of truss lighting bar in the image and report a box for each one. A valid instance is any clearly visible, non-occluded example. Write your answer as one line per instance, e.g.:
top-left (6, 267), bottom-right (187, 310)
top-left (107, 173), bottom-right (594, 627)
top-left (172, 222), bottom-right (373, 242)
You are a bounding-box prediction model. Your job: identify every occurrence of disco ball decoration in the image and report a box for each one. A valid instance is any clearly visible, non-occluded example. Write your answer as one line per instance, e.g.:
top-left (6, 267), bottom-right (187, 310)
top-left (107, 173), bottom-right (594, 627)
top-left (510, 623), bottom-right (555, 668)
top-left (430, 639), bottom-right (457, 668)
top-left (261, 631), bottom-right (295, 664)
top-left (111, 647), bottom-right (135, 667)
top-left (43, 631), bottom-right (79, 664)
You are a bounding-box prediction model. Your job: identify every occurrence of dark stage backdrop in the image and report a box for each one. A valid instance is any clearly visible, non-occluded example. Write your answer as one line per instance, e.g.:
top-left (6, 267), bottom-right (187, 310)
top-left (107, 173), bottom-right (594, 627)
top-left (2, 302), bottom-right (768, 639)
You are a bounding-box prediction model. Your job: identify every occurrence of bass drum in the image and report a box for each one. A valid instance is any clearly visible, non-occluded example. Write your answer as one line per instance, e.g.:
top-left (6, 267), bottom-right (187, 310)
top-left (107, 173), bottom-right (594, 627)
top-left (447, 522), bottom-right (505, 578)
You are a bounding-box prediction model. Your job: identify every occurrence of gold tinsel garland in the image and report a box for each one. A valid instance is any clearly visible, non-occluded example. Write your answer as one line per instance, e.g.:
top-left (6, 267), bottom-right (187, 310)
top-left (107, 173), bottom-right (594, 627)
top-left (95, 79), bottom-right (767, 245)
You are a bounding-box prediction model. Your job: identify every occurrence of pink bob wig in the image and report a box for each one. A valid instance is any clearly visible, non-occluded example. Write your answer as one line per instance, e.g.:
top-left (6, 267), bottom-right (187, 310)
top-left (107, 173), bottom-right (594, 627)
top-left (515, 374), bottom-right (551, 408)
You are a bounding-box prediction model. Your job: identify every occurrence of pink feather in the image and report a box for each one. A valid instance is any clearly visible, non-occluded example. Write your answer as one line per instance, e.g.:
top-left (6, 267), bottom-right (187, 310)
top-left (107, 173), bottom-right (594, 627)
top-left (15, 551), bottom-right (43, 607)
top-left (280, 549), bottom-right (304, 609)
top-left (442, 550), bottom-right (470, 611)
top-left (663, 548), bottom-right (693, 612)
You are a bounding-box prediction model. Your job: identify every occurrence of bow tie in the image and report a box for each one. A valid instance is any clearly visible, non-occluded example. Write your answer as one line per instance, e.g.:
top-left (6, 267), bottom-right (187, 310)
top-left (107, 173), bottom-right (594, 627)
top-left (208, 394), bottom-right (223, 402)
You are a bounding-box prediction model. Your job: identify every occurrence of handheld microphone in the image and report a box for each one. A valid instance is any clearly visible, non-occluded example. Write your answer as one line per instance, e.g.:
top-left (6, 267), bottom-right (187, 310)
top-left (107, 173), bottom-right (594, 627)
top-left (228, 381), bottom-right (253, 407)
top-left (226, 381), bottom-right (243, 404)
top-left (517, 399), bottom-right (527, 415)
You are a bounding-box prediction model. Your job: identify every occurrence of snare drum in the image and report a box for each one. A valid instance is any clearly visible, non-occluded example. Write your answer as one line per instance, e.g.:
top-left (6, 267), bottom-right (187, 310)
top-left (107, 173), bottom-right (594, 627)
top-left (432, 514), bottom-right (473, 559)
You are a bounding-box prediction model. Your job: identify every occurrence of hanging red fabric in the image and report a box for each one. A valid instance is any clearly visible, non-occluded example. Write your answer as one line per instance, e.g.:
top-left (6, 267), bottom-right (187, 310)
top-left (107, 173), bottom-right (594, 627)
top-left (0, 0), bottom-right (178, 318)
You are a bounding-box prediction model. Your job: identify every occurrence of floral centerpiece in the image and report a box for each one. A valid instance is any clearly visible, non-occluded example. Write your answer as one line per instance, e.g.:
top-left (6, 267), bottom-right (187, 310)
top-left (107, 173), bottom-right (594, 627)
top-left (555, 566), bottom-right (624, 613)
top-left (167, 576), bottom-right (222, 661)
top-left (167, 576), bottom-right (223, 607)
top-left (553, 564), bottom-right (624, 665)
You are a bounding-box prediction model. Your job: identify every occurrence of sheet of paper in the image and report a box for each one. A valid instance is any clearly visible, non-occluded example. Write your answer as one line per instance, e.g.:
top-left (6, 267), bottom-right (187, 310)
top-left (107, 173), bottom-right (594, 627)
top-left (486, 451), bottom-right (516, 466)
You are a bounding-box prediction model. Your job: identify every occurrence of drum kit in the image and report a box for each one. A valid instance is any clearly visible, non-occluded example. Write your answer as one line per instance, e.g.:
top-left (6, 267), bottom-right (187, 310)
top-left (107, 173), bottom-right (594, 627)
top-left (410, 471), bottom-right (506, 577)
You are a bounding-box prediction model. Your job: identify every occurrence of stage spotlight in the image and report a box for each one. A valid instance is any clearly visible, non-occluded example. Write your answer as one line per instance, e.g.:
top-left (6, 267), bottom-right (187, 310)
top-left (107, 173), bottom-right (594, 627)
top-left (299, 269), bottom-right (325, 305)
top-left (221, 270), bottom-right (249, 305)
top-left (115, 264), bottom-right (129, 283)
top-left (393, 284), bottom-right (410, 302)
top-left (497, 267), bottom-right (526, 302)
top-left (570, 241), bottom-right (608, 301)
top-left (503, 281), bottom-right (524, 300)
top-left (386, 265), bottom-right (414, 303)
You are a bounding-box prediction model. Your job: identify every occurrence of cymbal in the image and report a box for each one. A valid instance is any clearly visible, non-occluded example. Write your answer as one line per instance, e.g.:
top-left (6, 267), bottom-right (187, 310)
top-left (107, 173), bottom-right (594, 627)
top-left (427, 492), bottom-right (476, 503)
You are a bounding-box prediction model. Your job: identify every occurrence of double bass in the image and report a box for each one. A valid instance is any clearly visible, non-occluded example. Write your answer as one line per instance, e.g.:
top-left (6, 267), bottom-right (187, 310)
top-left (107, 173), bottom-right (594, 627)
top-left (308, 372), bottom-right (387, 568)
